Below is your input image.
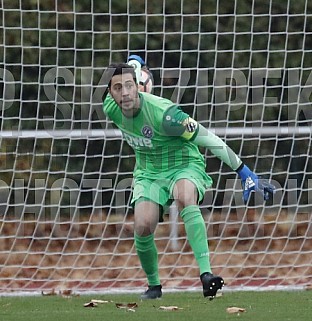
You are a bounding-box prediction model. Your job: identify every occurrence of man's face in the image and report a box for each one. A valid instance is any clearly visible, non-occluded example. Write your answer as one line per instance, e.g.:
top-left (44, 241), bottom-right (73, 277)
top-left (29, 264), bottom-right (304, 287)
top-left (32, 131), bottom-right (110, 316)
top-left (109, 73), bottom-right (139, 115)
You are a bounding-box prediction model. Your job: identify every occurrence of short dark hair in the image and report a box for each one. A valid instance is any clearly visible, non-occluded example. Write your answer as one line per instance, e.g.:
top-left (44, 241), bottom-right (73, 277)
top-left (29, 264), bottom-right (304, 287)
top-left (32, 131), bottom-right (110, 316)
top-left (106, 63), bottom-right (137, 88)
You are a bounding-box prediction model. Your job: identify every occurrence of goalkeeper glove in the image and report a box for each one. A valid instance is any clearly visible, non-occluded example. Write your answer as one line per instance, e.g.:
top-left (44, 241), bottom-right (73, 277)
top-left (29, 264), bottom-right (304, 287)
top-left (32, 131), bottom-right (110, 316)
top-left (128, 54), bottom-right (146, 66)
top-left (236, 164), bottom-right (276, 203)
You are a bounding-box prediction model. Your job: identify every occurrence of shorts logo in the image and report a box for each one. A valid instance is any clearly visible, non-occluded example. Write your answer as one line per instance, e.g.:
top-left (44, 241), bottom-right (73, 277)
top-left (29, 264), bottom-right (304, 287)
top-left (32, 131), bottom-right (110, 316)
top-left (141, 125), bottom-right (153, 138)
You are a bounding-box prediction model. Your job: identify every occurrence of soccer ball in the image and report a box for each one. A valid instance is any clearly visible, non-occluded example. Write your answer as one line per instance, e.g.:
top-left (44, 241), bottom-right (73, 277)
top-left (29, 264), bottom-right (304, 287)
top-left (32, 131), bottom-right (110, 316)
top-left (138, 69), bottom-right (153, 93)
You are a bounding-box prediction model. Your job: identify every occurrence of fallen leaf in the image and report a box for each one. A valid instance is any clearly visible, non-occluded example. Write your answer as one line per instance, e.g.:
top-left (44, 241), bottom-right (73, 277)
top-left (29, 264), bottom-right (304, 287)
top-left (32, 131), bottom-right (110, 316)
top-left (41, 289), bottom-right (57, 296)
top-left (60, 289), bottom-right (79, 298)
top-left (158, 306), bottom-right (183, 311)
top-left (91, 299), bottom-right (112, 304)
top-left (126, 308), bottom-right (136, 312)
top-left (226, 307), bottom-right (246, 314)
top-left (116, 303), bottom-right (138, 309)
top-left (115, 302), bottom-right (138, 312)
top-left (42, 288), bottom-right (78, 298)
top-left (60, 289), bottom-right (72, 296)
top-left (84, 301), bottom-right (98, 308)
top-left (61, 289), bottom-right (72, 295)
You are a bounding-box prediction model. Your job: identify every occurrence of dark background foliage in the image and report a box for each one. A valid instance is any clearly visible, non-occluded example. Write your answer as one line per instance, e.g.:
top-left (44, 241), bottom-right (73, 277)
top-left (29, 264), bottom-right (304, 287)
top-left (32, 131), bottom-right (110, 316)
top-left (0, 0), bottom-right (311, 214)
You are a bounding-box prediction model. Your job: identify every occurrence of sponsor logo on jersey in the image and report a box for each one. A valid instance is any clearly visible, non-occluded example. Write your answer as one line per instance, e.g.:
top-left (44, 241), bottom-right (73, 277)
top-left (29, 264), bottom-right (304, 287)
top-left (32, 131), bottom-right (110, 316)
top-left (123, 132), bottom-right (153, 148)
top-left (141, 125), bottom-right (153, 138)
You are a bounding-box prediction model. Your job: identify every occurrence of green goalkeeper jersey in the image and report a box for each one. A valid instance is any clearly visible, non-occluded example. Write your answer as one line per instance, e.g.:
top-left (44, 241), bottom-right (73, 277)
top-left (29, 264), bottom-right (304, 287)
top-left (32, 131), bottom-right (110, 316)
top-left (103, 92), bottom-right (206, 179)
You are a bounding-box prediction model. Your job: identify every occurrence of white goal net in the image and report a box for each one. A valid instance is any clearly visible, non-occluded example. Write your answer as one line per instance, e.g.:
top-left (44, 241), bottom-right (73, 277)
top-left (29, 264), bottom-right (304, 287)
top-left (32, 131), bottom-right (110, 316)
top-left (0, 0), bottom-right (311, 293)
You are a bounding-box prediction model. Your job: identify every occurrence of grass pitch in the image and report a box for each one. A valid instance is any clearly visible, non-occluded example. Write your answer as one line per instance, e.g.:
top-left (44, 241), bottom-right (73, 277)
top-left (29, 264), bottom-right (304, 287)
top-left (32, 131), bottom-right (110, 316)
top-left (0, 290), bottom-right (310, 321)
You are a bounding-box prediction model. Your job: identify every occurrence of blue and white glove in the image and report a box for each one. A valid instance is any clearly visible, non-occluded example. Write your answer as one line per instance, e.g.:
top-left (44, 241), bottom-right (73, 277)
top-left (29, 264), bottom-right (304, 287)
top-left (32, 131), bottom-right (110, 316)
top-left (127, 55), bottom-right (146, 85)
top-left (236, 164), bottom-right (276, 203)
top-left (128, 54), bottom-right (146, 66)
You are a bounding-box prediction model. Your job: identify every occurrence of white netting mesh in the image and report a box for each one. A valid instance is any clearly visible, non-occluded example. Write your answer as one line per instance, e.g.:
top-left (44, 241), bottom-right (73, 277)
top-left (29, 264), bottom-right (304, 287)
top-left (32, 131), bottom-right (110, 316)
top-left (0, 0), bottom-right (311, 293)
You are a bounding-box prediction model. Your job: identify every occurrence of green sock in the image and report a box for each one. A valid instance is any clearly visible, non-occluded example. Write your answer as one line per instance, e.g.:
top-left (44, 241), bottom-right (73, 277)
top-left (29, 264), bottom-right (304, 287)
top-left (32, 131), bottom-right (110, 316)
top-left (134, 233), bottom-right (160, 286)
top-left (180, 205), bottom-right (212, 275)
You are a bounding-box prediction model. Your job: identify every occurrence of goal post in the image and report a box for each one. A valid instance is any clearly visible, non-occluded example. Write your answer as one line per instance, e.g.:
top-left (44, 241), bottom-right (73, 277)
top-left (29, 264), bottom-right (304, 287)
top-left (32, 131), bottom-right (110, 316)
top-left (0, 0), bottom-right (312, 293)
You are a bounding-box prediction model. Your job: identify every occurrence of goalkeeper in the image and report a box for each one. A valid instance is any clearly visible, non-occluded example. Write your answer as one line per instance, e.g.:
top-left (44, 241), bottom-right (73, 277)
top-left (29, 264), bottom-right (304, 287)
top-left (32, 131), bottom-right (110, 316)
top-left (103, 62), bottom-right (275, 300)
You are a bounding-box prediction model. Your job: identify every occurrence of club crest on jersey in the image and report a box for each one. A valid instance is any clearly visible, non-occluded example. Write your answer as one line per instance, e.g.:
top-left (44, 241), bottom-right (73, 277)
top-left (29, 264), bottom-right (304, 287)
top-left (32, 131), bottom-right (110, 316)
top-left (141, 125), bottom-right (153, 138)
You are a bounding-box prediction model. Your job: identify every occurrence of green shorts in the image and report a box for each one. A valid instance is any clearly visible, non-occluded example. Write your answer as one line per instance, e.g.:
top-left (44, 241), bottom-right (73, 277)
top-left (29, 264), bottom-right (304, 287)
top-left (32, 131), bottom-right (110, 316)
top-left (131, 166), bottom-right (213, 211)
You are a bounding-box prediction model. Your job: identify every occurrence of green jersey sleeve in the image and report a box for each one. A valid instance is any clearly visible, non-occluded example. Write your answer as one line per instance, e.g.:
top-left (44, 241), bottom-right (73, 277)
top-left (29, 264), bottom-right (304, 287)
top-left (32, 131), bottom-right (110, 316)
top-left (191, 124), bottom-right (242, 170)
top-left (162, 105), bottom-right (190, 136)
top-left (161, 105), bottom-right (242, 170)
